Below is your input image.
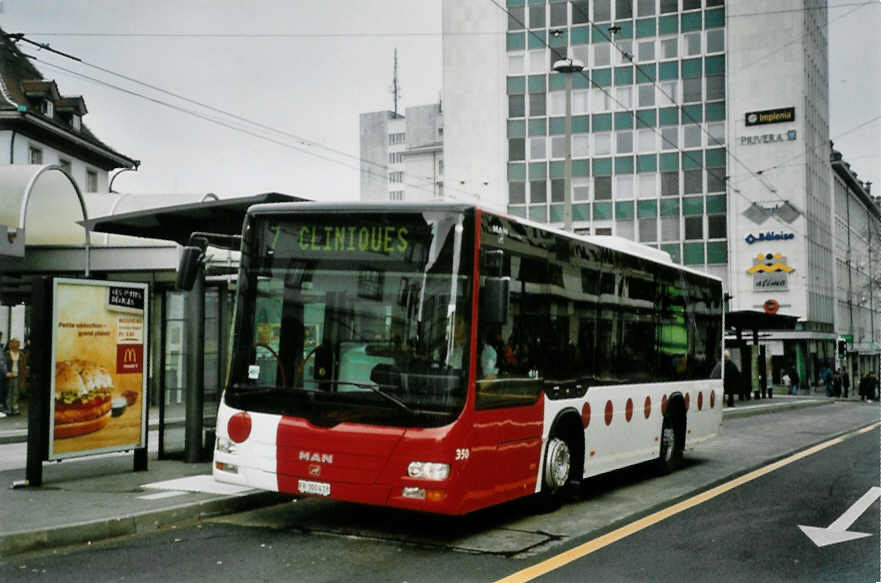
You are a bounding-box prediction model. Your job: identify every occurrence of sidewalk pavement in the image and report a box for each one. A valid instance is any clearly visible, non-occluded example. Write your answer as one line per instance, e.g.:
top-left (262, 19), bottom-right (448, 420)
top-left (0, 389), bottom-right (862, 558)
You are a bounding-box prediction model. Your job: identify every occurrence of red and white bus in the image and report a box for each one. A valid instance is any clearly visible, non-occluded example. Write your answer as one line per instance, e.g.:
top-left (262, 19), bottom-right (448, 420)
top-left (210, 202), bottom-right (723, 515)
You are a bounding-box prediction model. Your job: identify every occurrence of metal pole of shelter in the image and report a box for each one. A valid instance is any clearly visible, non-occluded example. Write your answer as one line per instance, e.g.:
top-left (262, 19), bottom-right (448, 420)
top-left (184, 265), bottom-right (206, 463)
top-left (21, 277), bottom-right (53, 487)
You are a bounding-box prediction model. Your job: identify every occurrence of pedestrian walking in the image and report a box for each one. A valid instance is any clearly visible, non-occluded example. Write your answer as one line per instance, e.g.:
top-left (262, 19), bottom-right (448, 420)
top-left (4, 337), bottom-right (22, 415)
top-left (832, 370), bottom-right (842, 398)
top-left (789, 368), bottom-right (800, 396)
top-left (821, 364), bottom-right (833, 397)
top-left (841, 370), bottom-right (850, 399)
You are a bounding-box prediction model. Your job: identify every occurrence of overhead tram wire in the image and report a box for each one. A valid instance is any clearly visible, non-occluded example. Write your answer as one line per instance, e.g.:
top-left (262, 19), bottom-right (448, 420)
top-left (488, 0), bottom-right (855, 242)
top-left (30, 54), bottom-right (471, 205)
top-left (755, 113), bottom-right (881, 176)
top-left (18, 3), bottom-right (877, 38)
top-left (734, 1), bottom-right (874, 74)
top-left (486, 0), bottom-right (805, 238)
top-left (17, 41), bottom-right (492, 207)
top-left (561, 0), bottom-right (872, 208)
top-left (491, 0), bottom-right (754, 197)
top-left (9, 33), bottom-right (444, 194)
top-left (564, 0), bottom-right (794, 202)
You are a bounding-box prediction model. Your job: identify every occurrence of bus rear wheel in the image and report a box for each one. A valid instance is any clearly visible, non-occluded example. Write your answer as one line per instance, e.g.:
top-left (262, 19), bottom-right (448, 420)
top-left (658, 413), bottom-right (684, 473)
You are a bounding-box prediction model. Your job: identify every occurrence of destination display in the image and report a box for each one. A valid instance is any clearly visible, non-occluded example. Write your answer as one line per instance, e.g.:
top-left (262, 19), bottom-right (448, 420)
top-left (263, 215), bottom-right (438, 266)
top-left (297, 224), bottom-right (411, 254)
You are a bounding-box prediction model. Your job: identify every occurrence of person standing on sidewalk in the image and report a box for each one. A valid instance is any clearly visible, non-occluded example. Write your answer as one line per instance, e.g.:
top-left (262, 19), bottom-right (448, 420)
top-left (721, 351), bottom-right (741, 407)
top-left (841, 370), bottom-right (850, 399)
top-left (0, 343), bottom-right (6, 418)
top-left (5, 337), bottom-right (22, 415)
top-left (789, 368), bottom-right (800, 396)
top-left (866, 373), bottom-right (879, 402)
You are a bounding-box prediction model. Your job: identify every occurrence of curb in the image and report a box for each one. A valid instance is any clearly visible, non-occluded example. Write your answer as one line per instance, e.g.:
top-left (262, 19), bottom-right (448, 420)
top-left (0, 419), bottom-right (183, 446)
top-left (722, 398), bottom-right (832, 419)
top-left (0, 490), bottom-right (288, 557)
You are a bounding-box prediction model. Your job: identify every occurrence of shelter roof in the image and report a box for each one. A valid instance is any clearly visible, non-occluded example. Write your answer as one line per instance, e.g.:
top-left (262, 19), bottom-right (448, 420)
top-left (726, 310), bottom-right (799, 332)
top-left (85, 192), bottom-right (307, 247)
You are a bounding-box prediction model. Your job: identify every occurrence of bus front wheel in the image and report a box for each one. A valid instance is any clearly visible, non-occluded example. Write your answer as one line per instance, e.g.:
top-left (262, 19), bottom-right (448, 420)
top-left (544, 436), bottom-right (571, 493)
top-left (535, 434), bottom-right (572, 512)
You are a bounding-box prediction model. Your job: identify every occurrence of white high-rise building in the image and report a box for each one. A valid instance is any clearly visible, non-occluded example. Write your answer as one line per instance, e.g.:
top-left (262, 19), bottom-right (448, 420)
top-left (359, 104), bottom-right (444, 202)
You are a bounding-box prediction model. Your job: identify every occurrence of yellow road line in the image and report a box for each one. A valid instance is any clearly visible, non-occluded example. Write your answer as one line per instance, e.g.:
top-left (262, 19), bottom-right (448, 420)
top-left (496, 421), bottom-right (881, 583)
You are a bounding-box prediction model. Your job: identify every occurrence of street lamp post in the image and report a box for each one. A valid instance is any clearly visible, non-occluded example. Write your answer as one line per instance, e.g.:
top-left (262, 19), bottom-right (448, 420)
top-left (552, 56), bottom-right (584, 231)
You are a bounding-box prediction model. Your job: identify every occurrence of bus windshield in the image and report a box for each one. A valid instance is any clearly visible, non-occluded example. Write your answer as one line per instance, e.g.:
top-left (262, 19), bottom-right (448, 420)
top-left (226, 209), bottom-right (473, 428)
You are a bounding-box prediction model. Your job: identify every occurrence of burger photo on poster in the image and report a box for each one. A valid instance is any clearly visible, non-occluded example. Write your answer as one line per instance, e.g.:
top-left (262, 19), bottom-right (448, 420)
top-left (54, 360), bottom-right (114, 439)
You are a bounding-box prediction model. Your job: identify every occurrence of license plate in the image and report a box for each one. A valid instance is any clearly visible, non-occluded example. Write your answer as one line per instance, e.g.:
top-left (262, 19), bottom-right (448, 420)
top-left (298, 479), bottom-right (331, 497)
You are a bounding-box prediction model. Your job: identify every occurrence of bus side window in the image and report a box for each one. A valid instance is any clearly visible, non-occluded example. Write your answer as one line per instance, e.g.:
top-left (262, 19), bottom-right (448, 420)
top-left (475, 249), bottom-right (542, 410)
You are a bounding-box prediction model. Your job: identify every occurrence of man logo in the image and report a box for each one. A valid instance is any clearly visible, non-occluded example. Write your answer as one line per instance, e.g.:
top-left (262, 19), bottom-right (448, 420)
top-left (299, 451), bottom-right (333, 464)
top-left (309, 464), bottom-right (321, 476)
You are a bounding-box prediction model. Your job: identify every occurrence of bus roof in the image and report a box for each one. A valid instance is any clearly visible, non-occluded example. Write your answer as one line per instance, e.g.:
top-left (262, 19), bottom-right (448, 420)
top-left (245, 201), bottom-right (722, 284)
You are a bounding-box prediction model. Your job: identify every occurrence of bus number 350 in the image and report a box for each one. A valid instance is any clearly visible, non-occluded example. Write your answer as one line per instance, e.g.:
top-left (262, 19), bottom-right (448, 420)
top-left (455, 448), bottom-right (470, 461)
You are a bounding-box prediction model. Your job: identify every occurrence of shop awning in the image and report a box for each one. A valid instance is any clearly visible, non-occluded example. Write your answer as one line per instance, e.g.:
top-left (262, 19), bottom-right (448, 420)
top-left (83, 192), bottom-right (306, 247)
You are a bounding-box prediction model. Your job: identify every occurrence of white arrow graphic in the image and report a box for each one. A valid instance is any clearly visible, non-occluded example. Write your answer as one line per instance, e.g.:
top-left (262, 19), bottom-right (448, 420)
top-left (799, 486), bottom-right (881, 547)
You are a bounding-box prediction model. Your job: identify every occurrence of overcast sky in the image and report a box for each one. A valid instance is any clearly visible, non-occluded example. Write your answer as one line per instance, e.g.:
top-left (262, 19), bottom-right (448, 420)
top-left (1, 0), bottom-right (878, 200)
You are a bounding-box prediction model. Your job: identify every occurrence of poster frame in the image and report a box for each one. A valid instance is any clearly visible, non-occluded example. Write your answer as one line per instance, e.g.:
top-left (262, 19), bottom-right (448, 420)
top-left (48, 278), bottom-right (150, 461)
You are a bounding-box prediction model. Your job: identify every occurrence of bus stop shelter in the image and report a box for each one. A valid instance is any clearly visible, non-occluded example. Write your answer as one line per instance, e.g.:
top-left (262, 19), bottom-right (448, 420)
top-left (86, 192), bottom-right (305, 462)
top-left (726, 310), bottom-right (800, 400)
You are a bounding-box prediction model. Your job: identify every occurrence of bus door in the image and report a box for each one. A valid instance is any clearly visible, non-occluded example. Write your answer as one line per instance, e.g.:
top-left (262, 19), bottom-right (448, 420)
top-left (465, 243), bottom-right (544, 507)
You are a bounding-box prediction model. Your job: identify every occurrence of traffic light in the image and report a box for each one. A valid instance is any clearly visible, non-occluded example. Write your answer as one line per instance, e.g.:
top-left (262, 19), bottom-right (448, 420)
top-left (837, 339), bottom-right (847, 359)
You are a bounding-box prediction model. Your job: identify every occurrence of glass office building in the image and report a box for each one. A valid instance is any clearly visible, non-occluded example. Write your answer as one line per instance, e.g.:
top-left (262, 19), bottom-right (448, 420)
top-left (442, 0), bottom-right (853, 385)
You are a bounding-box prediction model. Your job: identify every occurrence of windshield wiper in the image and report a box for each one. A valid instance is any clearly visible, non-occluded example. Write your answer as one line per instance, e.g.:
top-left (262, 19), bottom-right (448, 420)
top-left (334, 381), bottom-right (416, 417)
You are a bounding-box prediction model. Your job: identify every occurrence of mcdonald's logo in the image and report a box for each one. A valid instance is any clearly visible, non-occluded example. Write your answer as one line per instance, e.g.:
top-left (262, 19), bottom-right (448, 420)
top-left (116, 344), bottom-right (143, 374)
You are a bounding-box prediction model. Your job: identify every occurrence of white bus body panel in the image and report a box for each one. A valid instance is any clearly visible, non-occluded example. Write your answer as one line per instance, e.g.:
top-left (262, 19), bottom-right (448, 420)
top-left (538, 380), bottom-right (723, 491)
top-left (213, 399), bottom-right (281, 492)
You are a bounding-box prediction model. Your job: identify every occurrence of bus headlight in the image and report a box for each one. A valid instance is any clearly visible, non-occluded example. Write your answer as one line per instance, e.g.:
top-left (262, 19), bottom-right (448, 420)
top-left (407, 461), bottom-right (450, 481)
top-left (216, 436), bottom-right (236, 454)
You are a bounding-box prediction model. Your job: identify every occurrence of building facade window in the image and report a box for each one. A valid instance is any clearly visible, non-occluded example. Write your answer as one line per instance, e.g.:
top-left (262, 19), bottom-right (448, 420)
top-left (86, 169), bottom-right (98, 192)
top-left (389, 171), bottom-right (404, 183)
top-left (29, 146), bottom-right (43, 164)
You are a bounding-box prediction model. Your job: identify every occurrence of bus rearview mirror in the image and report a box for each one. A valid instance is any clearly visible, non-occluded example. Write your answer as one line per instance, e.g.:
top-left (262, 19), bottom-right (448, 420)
top-left (482, 277), bottom-right (510, 325)
top-left (176, 246), bottom-right (204, 291)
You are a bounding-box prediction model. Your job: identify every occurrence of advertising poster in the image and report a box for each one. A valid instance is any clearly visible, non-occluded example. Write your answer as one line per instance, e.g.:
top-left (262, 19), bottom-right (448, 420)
top-left (49, 279), bottom-right (149, 460)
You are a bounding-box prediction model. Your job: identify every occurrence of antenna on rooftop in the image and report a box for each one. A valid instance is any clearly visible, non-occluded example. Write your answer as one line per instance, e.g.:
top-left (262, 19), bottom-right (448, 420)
top-left (390, 48), bottom-right (402, 118)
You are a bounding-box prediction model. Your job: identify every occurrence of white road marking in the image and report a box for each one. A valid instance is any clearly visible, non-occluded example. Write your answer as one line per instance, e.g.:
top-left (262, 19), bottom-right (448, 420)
top-left (799, 487), bottom-right (881, 547)
top-left (141, 474), bottom-right (255, 495)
